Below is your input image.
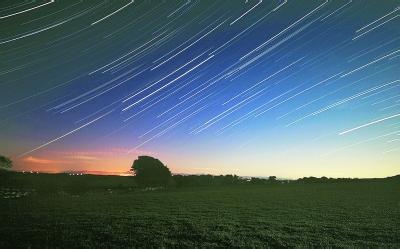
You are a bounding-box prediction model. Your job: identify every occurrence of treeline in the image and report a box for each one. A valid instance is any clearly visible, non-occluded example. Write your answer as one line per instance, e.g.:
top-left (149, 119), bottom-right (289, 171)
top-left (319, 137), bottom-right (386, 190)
top-left (2, 168), bottom-right (399, 193)
top-left (172, 174), bottom-right (278, 187)
top-left (0, 170), bottom-right (138, 194)
top-left (172, 174), bottom-right (400, 187)
top-left (297, 175), bottom-right (400, 183)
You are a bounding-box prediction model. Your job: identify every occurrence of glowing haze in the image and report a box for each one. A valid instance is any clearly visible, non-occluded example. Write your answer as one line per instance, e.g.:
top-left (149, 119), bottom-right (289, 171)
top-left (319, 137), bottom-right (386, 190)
top-left (0, 0), bottom-right (399, 178)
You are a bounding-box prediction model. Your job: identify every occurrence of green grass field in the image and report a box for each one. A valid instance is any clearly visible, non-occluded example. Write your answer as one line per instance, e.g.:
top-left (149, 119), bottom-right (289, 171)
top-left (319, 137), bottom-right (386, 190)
top-left (1, 173), bottom-right (399, 248)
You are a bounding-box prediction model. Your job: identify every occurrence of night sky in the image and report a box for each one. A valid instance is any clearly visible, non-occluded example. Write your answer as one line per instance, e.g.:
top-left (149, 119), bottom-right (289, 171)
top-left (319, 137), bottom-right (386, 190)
top-left (0, 0), bottom-right (399, 178)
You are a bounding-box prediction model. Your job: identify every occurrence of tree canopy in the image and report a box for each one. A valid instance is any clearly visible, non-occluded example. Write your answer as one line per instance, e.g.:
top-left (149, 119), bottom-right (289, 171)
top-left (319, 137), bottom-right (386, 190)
top-left (131, 156), bottom-right (172, 187)
top-left (0, 155), bottom-right (12, 169)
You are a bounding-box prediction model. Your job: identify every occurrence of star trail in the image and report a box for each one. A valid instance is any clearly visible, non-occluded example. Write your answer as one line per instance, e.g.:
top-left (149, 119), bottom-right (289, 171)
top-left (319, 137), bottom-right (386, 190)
top-left (0, 0), bottom-right (399, 178)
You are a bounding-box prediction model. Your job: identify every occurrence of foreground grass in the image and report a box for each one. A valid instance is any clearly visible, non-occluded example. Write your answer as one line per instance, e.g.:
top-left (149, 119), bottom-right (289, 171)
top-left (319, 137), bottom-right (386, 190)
top-left (0, 175), bottom-right (399, 248)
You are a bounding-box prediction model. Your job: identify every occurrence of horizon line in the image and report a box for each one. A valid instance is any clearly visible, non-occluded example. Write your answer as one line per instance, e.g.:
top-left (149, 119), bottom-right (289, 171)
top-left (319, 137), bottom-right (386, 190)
top-left (6, 169), bottom-right (399, 180)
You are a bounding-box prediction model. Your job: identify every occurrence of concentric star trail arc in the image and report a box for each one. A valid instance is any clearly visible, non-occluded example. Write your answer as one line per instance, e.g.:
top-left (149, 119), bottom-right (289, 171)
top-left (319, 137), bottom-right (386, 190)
top-left (1, 0), bottom-right (399, 178)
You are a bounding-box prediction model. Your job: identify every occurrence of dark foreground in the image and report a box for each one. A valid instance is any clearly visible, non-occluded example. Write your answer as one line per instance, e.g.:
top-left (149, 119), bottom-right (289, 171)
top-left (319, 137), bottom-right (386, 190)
top-left (0, 173), bottom-right (399, 248)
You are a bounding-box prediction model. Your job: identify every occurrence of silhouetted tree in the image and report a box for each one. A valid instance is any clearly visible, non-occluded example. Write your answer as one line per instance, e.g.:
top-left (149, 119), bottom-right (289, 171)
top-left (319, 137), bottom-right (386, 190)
top-left (0, 155), bottom-right (12, 169)
top-left (131, 156), bottom-right (172, 187)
